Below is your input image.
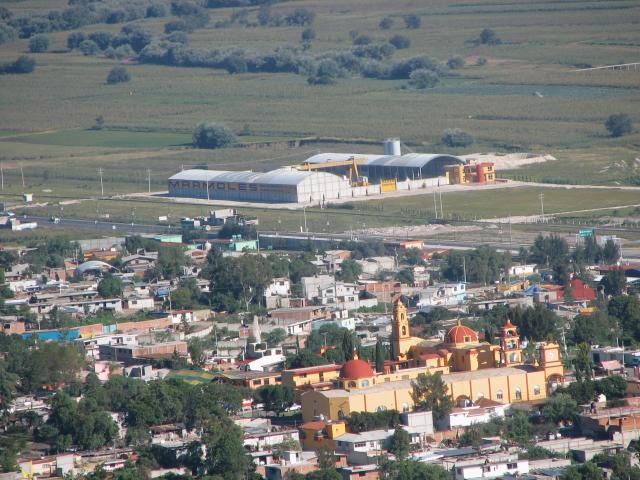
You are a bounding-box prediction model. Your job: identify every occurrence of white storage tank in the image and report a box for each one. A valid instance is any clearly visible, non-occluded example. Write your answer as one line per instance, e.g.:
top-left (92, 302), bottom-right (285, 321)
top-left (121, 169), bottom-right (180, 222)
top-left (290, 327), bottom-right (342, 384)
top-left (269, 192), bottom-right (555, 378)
top-left (383, 138), bottom-right (401, 156)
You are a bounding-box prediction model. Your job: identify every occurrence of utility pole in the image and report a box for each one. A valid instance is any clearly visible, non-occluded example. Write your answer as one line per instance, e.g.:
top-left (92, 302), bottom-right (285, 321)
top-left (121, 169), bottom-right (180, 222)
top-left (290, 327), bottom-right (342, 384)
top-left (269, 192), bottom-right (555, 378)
top-left (439, 189), bottom-right (444, 219)
top-left (98, 168), bottom-right (104, 196)
top-left (20, 165), bottom-right (25, 188)
top-left (0, 163), bottom-right (3, 190)
top-left (433, 189), bottom-right (438, 219)
top-left (463, 256), bottom-right (467, 284)
top-left (539, 193), bottom-right (545, 220)
top-left (146, 168), bottom-right (151, 193)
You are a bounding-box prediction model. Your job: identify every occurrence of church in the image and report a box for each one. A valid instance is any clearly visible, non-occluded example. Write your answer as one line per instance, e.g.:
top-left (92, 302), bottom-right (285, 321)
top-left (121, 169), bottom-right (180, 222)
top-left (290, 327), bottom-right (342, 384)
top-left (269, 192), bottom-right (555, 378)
top-left (300, 300), bottom-right (564, 422)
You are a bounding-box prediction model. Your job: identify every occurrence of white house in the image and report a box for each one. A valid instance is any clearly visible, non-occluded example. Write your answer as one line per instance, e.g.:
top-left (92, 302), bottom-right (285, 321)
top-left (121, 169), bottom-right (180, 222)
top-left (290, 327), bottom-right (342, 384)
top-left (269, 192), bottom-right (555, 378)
top-left (508, 264), bottom-right (537, 277)
top-left (447, 455), bottom-right (529, 480)
top-left (440, 399), bottom-right (509, 430)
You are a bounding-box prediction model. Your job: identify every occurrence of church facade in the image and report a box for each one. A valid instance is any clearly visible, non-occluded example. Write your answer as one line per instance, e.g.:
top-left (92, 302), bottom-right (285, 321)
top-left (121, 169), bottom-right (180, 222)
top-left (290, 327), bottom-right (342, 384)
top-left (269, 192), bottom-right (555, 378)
top-left (301, 300), bottom-right (564, 422)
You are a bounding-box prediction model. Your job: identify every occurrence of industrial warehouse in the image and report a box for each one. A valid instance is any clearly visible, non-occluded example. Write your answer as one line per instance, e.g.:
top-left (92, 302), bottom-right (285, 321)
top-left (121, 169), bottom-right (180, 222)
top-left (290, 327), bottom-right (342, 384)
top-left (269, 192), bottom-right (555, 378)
top-left (167, 140), bottom-right (496, 204)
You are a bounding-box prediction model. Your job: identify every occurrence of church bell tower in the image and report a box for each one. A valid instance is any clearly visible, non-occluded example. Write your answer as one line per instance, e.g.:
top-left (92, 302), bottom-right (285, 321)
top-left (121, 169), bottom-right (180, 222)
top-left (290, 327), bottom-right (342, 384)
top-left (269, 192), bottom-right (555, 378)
top-left (392, 299), bottom-right (410, 360)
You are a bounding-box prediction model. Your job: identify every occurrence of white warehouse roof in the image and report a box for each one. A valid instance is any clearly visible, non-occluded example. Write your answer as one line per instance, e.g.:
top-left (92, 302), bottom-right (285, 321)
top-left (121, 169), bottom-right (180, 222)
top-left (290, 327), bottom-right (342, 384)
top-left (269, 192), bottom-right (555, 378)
top-left (169, 168), bottom-right (343, 186)
top-left (303, 152), bottom-right (465, 168)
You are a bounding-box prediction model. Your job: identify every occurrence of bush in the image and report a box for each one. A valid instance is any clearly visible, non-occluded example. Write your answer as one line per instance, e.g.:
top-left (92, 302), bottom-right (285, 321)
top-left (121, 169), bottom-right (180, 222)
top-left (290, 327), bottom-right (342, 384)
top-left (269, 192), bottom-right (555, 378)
top-left (0, 55), bottom-right (36, 74)
top-left (0, 23), bottom-right (16, 45)
top-left (67, 32), bottom-right (86, 50)
top-left (447, 55), bottom-right (465, 69)
top-left (284, 8), bottom-right (315, 26)
top-left (379, 17), bottom-right (393, 30)
top-left (353, 35), bottom-right (371, 45)
top-left (479, 28), bottom-right (501, 45)
top-left (476, 56), bottom-right (487, 66)
top-left (408, 68), bottom-right (439, 89)
top-left (605, 113), bottom-right (633, 137)
top-left (442, 128), bottom-right (474, 147)
top-left (404, 14), bottom-right (421, 29)
top-left (389, 34), bottom-right (410, 49)
top-left (301, 28), bottom-right (315, 42)
top-left (166, 31), bottom-right (188, 44)
top-left (171, 1), bottom-right (202, 17)
top-left (165, 20), bottom-right (192, 34)
top-left (28, 34), bottom-right (49, 52)
top-left (193, 122), bottom-right (236, 149)
top-left (79, 39), bottom-right (99, 55)
top-left (88, 31), bottom-right (114, 50)
top-left (104, 44), bottom-right (135, 60)
top-left (146, 3), bottom-right (167, 18)
top-left (106, 66), bottom-right (130, 84)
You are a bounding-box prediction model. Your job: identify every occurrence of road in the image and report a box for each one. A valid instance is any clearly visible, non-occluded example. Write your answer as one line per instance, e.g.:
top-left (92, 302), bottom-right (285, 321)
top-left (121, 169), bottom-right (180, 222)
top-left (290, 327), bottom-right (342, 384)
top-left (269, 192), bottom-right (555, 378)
top-left (21, 215), bottom-right (182, 236)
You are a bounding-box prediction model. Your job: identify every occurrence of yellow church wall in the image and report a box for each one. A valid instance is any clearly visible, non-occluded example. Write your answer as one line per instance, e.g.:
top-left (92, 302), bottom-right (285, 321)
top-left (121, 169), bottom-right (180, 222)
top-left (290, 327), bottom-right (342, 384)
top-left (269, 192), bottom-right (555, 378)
top-left (506, 373), bottom-right (528, 402)
top-left (477, 348), bottom-right (498, 369)
top-left (487, 377), bottom-right (510, 403)
top-left (469, 378), bottom-right (491, 401)
top-left (526, 370), bottom-right (547, 400)
top-left (302, 391), bottom-right (332, 422)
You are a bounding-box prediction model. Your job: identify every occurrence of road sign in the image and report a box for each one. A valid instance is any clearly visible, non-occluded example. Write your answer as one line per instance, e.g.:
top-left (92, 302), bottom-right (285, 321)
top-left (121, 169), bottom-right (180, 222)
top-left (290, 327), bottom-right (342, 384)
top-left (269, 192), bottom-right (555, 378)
top-left (578, 228), bottom-right (594, 238)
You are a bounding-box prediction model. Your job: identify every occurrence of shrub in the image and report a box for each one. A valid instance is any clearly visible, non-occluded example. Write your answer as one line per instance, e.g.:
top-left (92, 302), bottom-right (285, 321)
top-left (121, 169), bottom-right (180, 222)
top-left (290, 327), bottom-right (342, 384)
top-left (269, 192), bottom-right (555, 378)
top-left (165, 20), bottom-right (192, 34)
top-left (442, 128), bottom-right (474, 147)
top-left (171, 1), bottom-right (202, 17)
top-left (404, 14), bottom-right (421, 29)
top-left (605, 113), bottom-right (633, 137)
top-left (409, 69), bottom-right (439, 89)
top-left (146, 3), bottom-right (167, 18)
top-left (106, 66), bottom-right (130, 84)
top-left (479, 28), bottom-right (501, 45)
top-left (88, 31), bottom-right (114, 50)
top-left (104, 44), bottom-right (134, 60)
top-left (353, 42), bottom-right (395, 60)
top-left (301, 28), bottom-right (315, 42)
top-left (284, 8), bottom-right (315, 26)
top-left (193, 122), bottom-right (236, 149)
top-left (0, 23), bottom-right (16, 45)
top-left (379, 17), bottom-right (393, 30)
top-left (0, 55), bottom-right (36, 74)
top-left (79, 39), bottom-right (99, 55)
top-left (307, 75), bottom-right (336, 85)
top-left (28, 34), bottom-right (49, 52)
top-left (447, 55), bottom-right (465, 69)
top-left (353, 35), bottom-right (371, 45)
top-left (476, 56), bottom-right (487, 66)
top-left (166, 31), bottom-right (188, 44)
top-left (389, 34), bottom-right (410, 49)
top-left (67, 32), bottom-right (86, 50)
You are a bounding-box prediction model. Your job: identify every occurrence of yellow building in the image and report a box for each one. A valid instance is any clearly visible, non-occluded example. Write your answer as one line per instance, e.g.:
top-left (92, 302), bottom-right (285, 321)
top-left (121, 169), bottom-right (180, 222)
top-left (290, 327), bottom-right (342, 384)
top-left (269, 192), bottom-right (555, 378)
top-left (301, 300), bottom-right (564, 422)
top-left (300, 420), bottom-right (347, 450)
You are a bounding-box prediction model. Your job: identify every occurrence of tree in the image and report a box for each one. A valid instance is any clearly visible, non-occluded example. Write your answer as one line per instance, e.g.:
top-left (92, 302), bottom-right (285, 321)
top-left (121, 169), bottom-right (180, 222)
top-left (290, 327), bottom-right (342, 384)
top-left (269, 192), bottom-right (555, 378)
top-left (107, 66), bottom-right (131, 84)
top-left (513, 305), bottom-right (560, 341)
top-left (284, 8), bottom-right (315, 26)
top-left (408, 69), bottom-right (439, 89)
top-left (389, 426), bottom-right (410, 460)
top-left (256, 384), bottom-right (295, 415)
top-left (375, 338), bottom-right (385, 373)
top-left (264, 328), bottom-right (287, 347)
top-left (447, 55), bottom-right (465, 69)
top-left (29, 34), bottom-right (49, 53)
top-left (442, 128), bottom-right (474, 147)
top-left (380, 459), bottom-right (450, 480)
top-left (479, 28), bottom-right (502, 45)
top-left (301, 28), bottom-right (315, 42)
top-left (573, 342), bottom-right (593, 382)
top-left (602, 239), bottom-right (620, 264)
top-left (93, 115), bottom-right (105, 130)
top-left (79, 39), bottom-right (99, 56)
top-left (285, 348), bottom-right (327, 369)
top-left (188, 338), bottom-right (206, 368)
top-left (542, 394), bottom-right (579, 424)
top-left (389, 35), bottom-right (410, 49)
top-left (411, 371), bottom-right (453, 423)
top-left (338, 259), bottom-right (362, 283)
top-left (379, 17), bottom-right (393, 30)
top-left (605, 113), bottom-right (633, 137)
top-left (396, 268), bottom-right (414, 285)
top-left (193, 122), bottom-right (236, 149)
top-left (600, 268), bottom-right (626, 296)
top-left (0, 56), bottom-right (35, 74)
top-left (608, 295), bottom-right (640, 341)
top-left (347, 410), bottom-right (400, 433)
top-left (404, 14), bottom-right (421, 29)
top-left (170, 287), bottom-right (193, 309)
top-left (97, 274), bottom-right (123, 298)
top-left (559, 462), bottom-right (604, 480)
top-left (504, 410), bottom-right (532, 447)
top-left (67, 32), bottom-right (86, 50)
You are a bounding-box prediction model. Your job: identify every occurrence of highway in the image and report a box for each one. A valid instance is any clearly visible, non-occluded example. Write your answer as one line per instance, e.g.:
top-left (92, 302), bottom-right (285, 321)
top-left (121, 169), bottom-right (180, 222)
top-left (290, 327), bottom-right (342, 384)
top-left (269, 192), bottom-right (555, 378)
top-left (20, 215), bottom-right (181, 236)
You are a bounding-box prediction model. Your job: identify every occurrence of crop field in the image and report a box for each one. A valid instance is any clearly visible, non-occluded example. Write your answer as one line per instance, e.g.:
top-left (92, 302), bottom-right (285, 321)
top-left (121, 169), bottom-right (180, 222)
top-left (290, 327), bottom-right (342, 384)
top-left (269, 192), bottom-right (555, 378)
top-left (0, 0), bottom-right (639, 231)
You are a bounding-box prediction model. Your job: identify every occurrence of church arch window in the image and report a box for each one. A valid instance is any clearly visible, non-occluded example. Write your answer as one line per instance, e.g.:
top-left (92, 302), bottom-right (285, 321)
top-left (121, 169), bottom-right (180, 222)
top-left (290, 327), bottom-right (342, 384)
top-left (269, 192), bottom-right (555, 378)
top-left (402, 326), bottom-right (407, 336)
top-left (401, 403), bottom-right (409, 412)
top-left (515, 387), bottom-right (522, 400)
top-left (496, 389), bottom-right (503, 401)
top-left (338, 410), bottom-right (345, 419)
top-left (509, 353), bottom-right (519, 363)
top-left (533, 385), bottom-right (541, 396)
top-left (377, 405), bottom-right (387, 412)
top-left (348, 381), bottom-right (357, 388)
top-left (361, 380), bottom-right (370, 387)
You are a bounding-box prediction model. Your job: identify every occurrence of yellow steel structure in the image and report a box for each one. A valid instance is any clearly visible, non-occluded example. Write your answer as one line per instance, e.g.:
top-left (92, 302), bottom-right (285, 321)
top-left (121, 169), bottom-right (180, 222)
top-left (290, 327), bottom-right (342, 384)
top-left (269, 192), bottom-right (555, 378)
top-left (380, 179), bottom-right (397, 192)
top-left (298, 156), bottom-right (369, 187)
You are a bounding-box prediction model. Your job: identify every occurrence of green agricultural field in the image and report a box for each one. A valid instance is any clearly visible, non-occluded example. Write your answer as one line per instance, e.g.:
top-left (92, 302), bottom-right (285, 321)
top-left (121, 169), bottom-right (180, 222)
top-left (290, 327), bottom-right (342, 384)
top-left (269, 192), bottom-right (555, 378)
top-left (0, 0), bottom-right (639, 233)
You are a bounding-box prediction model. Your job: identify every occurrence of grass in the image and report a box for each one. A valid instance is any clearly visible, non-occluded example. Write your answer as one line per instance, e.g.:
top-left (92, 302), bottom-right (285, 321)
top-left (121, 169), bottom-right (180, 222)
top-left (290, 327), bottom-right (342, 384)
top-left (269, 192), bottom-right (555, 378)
top-left (10, 129), bottom-right (192, 148)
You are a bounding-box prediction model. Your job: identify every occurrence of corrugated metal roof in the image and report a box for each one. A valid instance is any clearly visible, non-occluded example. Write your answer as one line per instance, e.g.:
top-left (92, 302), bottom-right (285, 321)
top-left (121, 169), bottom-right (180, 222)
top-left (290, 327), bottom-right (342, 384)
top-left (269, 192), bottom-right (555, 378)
top-left (303, 152), bottom-right (464, 168)
top-left (169, 168), bottom-right (344, 186)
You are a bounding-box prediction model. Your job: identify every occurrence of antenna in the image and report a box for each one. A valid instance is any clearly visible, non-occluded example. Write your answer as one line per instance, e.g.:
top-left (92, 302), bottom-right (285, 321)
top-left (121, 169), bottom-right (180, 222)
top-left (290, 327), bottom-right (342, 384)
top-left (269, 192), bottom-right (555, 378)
top-left (98, 168), bottom-right (104, 196)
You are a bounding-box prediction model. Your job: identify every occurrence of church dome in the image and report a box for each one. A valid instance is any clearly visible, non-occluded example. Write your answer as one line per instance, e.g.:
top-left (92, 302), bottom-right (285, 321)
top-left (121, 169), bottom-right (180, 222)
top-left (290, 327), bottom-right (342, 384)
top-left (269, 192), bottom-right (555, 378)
top-left (340, 358), bottom-right (374, 380)
top-left (447, 321), bottom-right (479, 344)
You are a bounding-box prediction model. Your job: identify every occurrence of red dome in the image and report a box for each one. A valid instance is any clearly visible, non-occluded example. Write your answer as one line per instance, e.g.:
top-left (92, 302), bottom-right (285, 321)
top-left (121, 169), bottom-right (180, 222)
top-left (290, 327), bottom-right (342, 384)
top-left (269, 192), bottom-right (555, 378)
top-left (447, 323), bottom-right (479, 344)
top-left (340, 359), bottom-right (374, 380)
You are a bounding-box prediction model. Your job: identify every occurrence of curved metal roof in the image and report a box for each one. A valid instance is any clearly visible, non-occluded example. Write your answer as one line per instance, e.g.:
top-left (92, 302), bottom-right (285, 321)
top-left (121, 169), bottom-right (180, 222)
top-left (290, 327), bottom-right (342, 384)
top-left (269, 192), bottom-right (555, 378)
top-left (303, 153), bottom-right (465, 168)
top-left (76, 260), bottom-right (116, 274)
top-left (170, 168), bottom-right (345, 186)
